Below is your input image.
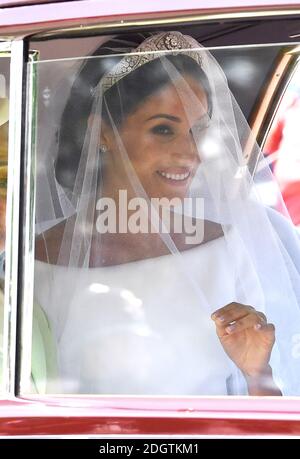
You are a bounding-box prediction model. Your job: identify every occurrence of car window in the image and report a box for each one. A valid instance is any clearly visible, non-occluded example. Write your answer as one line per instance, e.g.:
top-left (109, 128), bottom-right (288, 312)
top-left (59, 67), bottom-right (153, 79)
top-left (263, 61), bottom-right (300, 227)
top-left (20, 30), bottom-right (300, 397)
top-left (0, 47), bottom-right (10, 394)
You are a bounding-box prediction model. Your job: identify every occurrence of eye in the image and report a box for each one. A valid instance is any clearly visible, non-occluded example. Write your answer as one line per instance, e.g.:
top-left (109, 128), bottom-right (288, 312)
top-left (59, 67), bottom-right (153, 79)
top-left (190, 114), bottom-right (211, 137)
top-left (150, 124), bottom-right (174, 136)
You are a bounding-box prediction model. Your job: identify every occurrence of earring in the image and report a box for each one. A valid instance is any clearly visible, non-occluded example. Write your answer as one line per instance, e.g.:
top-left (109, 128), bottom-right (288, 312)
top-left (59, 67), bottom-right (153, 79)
top-left (100, 144), bottom-right (108, 154)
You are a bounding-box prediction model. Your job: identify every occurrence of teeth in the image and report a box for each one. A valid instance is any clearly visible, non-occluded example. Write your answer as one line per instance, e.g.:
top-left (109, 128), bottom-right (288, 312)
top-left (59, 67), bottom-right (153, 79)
top-left (158, 171), bottom-right (190, 181)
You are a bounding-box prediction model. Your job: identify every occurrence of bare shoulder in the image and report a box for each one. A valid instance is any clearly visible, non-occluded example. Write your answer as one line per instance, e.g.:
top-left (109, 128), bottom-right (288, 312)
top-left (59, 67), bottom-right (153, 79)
top-left (35, 216), bottom-right (75, 264)
top-left (173, 219), bottom-right (224, 252)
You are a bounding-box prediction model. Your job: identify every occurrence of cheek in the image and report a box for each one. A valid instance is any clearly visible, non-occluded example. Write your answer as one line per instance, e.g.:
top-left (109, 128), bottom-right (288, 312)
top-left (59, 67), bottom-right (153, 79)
top-left (122, 136), bottom-right (157, 166)
top-left (120, 133), bottom-right (141, 159)
top-left (120, 128), bottom-right (173, 174)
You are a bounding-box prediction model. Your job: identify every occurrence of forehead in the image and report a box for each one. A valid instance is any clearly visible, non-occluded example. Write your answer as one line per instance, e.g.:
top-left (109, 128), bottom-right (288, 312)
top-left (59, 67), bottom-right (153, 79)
top-left (137, 76), bottom-right (208, 120)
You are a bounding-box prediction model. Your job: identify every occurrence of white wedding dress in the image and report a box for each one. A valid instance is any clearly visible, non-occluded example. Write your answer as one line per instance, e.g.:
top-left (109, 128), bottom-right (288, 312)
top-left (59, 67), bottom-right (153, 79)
top-left (34, 229), bottom-right (262, 395)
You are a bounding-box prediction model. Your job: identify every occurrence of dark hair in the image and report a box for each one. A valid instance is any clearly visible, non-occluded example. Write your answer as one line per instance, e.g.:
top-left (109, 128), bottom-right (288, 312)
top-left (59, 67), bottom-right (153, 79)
top-left (56, 35), bottom-right (212, 190)
top-left (102, 54), bottom-right (212, 127)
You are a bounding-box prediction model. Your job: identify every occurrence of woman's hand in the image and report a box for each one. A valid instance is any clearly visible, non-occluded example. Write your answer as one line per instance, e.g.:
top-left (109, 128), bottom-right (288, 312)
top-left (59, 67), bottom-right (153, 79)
top-left (211, 302), bottom-right (281, 395)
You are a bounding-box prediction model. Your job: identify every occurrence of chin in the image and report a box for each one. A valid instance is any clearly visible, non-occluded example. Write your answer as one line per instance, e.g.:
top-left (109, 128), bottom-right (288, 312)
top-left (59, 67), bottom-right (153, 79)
top-left (151, 189), bottom-right (189, 202)
top-left (143, 178), bottom-right (191, 202)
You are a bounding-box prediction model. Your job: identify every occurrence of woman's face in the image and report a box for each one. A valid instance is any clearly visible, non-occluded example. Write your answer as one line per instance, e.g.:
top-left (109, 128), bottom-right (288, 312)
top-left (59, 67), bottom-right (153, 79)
top-left (103, 75), bottom-right (209, 200)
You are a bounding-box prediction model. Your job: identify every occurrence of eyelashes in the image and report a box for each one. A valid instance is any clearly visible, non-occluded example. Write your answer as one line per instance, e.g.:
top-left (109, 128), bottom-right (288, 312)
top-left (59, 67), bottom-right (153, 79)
top-left (150, 124), bottom-right (174, 136)
top-left (150, 114), bottom-right (211, 138)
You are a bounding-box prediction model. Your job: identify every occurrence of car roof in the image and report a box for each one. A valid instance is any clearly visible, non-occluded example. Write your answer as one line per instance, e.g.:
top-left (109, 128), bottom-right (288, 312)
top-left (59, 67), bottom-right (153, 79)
top-left (0, 0), bottom-right (299, 39)
top-left (0, 0), bottom-right (300, 11)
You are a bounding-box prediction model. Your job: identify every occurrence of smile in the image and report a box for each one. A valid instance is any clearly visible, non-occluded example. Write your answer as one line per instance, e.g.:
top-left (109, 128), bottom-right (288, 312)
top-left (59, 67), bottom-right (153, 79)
top-left (157, 170), bottom-right (190, 181)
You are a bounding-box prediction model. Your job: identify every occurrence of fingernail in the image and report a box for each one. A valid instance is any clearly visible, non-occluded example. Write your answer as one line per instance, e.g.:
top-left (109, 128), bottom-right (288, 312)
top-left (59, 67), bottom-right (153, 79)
top-left (226, 324), bottom-right (236, 333)
top-left (254, 323), bottom-right (262, 331)
top-left (212, 312), bottom-right (223, 321)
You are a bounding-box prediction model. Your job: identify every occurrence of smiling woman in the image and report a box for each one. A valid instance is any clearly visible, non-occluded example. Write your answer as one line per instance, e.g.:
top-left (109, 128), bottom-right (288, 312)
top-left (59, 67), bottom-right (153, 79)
top-left (101, 75), bottom-right (208, 202)
top-left (32, 31), bottom-right (300, 396)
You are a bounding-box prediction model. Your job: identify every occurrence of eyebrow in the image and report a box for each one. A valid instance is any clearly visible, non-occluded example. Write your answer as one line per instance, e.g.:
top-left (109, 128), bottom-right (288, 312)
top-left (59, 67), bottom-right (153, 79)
top-left (145, 114), bottom-right (181, 122)
top-left (145, 113), bottom-right (208, 123)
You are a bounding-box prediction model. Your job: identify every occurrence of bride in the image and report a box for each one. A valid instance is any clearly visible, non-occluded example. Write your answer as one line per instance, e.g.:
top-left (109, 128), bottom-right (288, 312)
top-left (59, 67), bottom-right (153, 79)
top-left (33, 31), bottom-right (300, 396)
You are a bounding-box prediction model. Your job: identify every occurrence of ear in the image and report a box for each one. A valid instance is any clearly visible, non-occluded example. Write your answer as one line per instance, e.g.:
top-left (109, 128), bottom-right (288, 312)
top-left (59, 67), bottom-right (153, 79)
top-left (88, 114), bottom-right (114, 150)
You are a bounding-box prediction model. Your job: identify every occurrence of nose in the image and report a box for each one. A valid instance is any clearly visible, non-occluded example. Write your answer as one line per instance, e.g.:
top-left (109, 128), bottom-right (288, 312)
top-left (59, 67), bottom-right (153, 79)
top-left (172, 133), bottom-right (200, 164)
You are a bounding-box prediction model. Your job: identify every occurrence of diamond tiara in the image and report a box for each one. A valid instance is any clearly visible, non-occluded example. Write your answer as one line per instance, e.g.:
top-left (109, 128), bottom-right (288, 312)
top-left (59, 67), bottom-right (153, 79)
top-left (101, 31), bottom-right (204, 93)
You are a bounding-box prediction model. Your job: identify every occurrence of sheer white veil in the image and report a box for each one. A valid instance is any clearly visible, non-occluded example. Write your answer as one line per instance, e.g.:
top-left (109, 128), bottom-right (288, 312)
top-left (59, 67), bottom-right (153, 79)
top-left (34, 31), bottom-right (300, 395)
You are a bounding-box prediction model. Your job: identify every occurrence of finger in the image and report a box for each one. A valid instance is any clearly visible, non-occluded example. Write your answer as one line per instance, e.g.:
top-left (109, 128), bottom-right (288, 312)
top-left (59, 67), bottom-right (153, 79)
top-left (255, 323), bottom-right (276, 345)
top-left (212, 302), bottom-right (253, 318)
top-left (211, 303), bottom-right (255, 325)
top-left (257, 311), bottom-right (267, 322)
top-left (222, 312), bottom-right (267, 335)
top-left (257, 322), bottom-right (275, 334)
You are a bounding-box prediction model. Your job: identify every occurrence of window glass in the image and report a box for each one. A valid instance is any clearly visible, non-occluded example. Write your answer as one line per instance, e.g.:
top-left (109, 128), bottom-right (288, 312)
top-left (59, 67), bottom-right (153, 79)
top-left (24, 34), bottom-right (300, 397)
top-left (0, 51), bottom-right (9, 393)
top-left (263, 62), bottom-right (300, 227)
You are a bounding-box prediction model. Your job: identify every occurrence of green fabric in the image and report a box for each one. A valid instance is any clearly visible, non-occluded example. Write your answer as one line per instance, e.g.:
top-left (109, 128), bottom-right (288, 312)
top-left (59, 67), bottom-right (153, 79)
top-left (31, 300), bottom-right (59, 393)
top-left (0, 288), bottom-right (59, 394)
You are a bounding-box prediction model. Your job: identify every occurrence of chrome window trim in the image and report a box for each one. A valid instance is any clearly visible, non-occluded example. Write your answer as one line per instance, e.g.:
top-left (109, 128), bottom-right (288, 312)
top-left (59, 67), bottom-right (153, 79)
top-left (260, 53), bottom-right (300, 149)
top-left (0, 42), bottom-right (11, 53)
top-left (18, 50), bottom-right (39, 394)
top-left (31, 9), bottom-right (300, 41)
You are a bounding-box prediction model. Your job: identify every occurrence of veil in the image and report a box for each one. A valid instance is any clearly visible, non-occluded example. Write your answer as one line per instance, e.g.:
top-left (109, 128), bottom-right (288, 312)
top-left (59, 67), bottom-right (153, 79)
top-left (32, 31), bottom-right (300, 395)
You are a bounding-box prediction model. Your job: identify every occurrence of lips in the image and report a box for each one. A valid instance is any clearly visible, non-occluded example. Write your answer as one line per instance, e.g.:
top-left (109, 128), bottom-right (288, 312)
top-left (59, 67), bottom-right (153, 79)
top-left (157, 168), bottom-right (191, 182)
